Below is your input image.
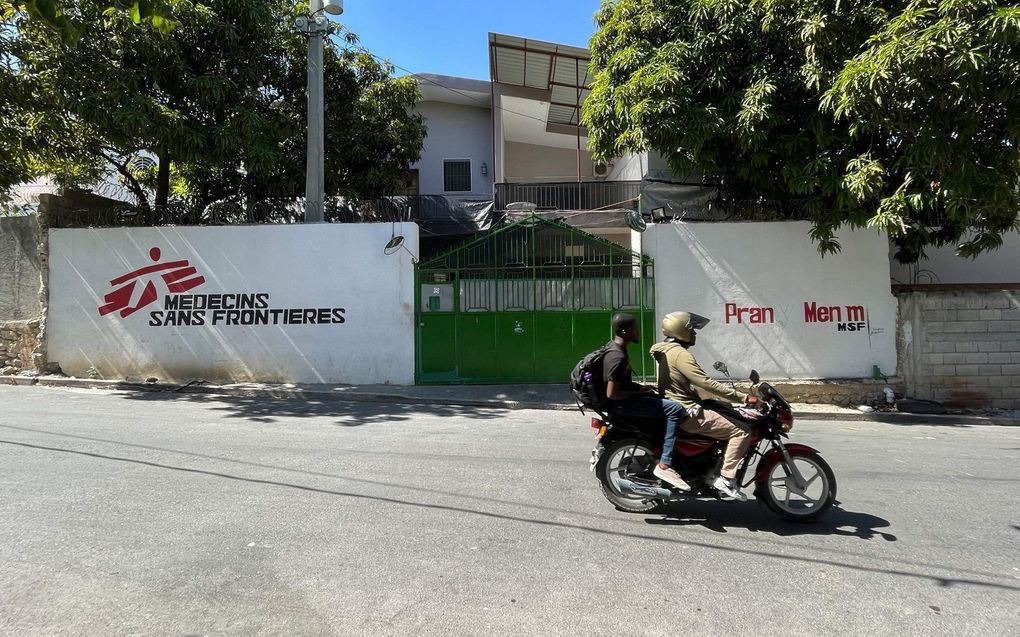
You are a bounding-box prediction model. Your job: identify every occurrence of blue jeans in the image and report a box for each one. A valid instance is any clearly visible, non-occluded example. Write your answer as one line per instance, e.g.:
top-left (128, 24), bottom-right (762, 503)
top-left (611, 395), bottom-right (688, 466)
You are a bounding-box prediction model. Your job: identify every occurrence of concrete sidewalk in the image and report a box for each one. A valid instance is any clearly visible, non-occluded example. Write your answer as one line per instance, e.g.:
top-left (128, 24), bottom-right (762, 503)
top-left (4, 373), bottom-right (1017, 426)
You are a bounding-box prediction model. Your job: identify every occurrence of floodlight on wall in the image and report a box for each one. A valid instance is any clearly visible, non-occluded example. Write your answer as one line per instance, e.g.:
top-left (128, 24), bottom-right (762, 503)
top-left (324, 0), bottom-right (344, 15)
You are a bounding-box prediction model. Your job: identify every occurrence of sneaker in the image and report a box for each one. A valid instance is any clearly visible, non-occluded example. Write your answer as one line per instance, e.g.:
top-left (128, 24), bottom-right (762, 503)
top-left (653, 465), bottom-right (691, 492)
top-left (712, 476), bottom-right (748, 502)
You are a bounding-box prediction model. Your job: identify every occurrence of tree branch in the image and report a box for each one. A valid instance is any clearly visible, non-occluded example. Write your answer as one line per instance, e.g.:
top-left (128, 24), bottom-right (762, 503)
top-left (99, 149), bottom-right (151, 211)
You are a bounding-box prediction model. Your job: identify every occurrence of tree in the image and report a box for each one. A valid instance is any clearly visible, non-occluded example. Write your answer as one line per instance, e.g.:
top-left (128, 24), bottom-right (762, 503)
top-left (2, 0), bottom-right (426, 218)
top-left (2, 0), bottom-right (175, 44)
top-left (583, 0), bottom-right (1020, 261)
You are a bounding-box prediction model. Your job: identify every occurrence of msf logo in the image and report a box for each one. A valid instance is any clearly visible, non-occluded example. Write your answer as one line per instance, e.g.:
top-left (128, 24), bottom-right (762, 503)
top-left (99, 247), bottom-right (206, 318)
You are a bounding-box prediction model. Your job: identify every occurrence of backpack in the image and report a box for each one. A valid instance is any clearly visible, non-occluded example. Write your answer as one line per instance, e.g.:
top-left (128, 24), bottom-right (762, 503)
top-left (569, 344), bottom-right (613, 410)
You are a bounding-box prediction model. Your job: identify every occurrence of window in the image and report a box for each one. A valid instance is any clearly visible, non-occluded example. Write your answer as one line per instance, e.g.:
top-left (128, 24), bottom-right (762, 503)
top-left (443, 160), bottom-right (471, 192)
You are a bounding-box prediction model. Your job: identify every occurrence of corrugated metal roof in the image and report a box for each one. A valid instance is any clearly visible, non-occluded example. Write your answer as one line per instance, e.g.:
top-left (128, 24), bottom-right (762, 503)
top-left (489, 32), bottom-right (592, 127)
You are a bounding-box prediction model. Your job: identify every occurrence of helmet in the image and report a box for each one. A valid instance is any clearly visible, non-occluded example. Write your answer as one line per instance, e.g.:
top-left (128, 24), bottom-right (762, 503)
top-left (662, 311), bottom-right (710, 342)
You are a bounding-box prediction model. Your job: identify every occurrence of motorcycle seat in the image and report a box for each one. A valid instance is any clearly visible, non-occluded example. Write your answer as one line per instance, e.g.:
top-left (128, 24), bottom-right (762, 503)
top-left (606, 412), bottom-right (719, 443)
top-left (674, 430), bottom-right (718, 442)
top-left (701, 399), bottom-right (763, 424)
top-left (605, 413), bottom-right (663, 432)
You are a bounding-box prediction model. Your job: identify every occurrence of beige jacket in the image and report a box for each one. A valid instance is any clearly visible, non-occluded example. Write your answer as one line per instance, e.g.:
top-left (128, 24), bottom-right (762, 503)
top-left (650, 341), bottom-right (748, 416)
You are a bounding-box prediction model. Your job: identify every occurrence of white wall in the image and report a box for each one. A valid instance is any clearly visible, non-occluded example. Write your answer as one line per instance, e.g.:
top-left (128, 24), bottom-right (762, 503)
top-left (502, 142), bottom-right (645, 183)
top-left (642, 221), bottom-right (897, 379)
top-left (504, 141), bottom-right (592, 182)
top-left (48, 224), bottom-right (418, 385)
top-left (888, 231), bottom-right (1020, 284)
top-left (413, 101), bottom-right (493, 196)
top-left (604, 153), bottom-right (645, 181)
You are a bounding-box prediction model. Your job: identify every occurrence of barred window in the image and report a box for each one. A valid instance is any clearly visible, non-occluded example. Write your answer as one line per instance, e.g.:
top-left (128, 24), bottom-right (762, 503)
top-left (444, 160), bottom-right (471, 192)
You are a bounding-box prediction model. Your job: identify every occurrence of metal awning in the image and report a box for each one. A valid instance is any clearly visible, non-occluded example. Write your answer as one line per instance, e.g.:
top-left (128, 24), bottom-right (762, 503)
top-left (488, 33), bottom-right (592, 127)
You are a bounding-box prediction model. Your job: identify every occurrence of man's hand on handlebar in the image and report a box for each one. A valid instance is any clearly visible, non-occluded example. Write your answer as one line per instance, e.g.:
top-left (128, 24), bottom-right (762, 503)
top-left (744, 396), bottom-right (760, 407)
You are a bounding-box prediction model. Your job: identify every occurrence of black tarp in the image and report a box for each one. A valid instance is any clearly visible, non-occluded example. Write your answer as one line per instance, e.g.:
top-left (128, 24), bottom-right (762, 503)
top-left (639, 180), bottom-right (725, 220)
top-left (366, 195), bottom-right (495, 236)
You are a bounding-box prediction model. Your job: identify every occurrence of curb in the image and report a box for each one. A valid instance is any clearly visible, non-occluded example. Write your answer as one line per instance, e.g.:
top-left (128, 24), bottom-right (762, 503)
top-left (2, 375), bottom-right (39, 386)
top-left (12, 376), bottom-right (1020, 426)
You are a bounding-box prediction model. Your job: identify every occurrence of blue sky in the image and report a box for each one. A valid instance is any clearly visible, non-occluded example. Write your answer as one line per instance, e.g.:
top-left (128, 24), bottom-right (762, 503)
top-left (338, 1), bottom-right (605, 80)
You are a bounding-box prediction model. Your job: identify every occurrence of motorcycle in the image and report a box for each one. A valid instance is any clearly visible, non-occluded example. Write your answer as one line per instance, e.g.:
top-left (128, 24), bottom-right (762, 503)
top-left (587, 364), bottom-right (837, 522)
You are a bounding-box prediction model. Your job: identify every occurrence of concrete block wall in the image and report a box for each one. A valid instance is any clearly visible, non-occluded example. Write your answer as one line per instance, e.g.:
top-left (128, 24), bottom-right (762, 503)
top-left (0, 215), bottom-right (44, 374)
top-left (36, 189), bottom-right (130, 228)
top-left (898, 286), bottom-right (1020, 409)
top-left (2, 189), bottom-right (128, 375)
top-left (0, 320), bottom-right (40, 373)
top-left (0, 215), bottom-right (42, 320)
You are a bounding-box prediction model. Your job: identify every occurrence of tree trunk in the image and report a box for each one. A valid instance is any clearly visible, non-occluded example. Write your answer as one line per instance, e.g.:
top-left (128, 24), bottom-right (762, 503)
top-left (155, 152), bottom-right (171, 209)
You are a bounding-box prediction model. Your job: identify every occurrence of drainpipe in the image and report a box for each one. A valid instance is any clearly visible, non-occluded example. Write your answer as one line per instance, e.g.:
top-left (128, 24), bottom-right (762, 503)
top-left (575, 58), bottom-right (581, 210)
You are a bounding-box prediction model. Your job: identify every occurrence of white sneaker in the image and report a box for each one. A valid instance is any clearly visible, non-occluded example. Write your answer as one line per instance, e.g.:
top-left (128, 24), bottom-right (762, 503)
top-left (712, 476), bottom-right (747, 502)
top-left (653, 465), bottom-right (691, 492)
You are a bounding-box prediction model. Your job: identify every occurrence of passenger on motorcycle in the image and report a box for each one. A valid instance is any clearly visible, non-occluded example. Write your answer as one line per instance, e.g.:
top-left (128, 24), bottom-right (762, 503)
top-left (650, 311), bottom-right (759, 501)
top-left (603, 313), bottom-right (691, 492)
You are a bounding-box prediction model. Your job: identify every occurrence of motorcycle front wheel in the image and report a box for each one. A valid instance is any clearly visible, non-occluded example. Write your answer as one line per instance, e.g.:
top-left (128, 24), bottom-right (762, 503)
top-left (758, 451), bottom-right (836, 522)
top-left (595, 439), bottom-right (663, 513)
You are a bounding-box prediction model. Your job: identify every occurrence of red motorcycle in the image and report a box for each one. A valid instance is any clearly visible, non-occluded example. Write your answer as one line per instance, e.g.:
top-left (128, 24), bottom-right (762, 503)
top-left (588, 367), bottom-right (837, 522)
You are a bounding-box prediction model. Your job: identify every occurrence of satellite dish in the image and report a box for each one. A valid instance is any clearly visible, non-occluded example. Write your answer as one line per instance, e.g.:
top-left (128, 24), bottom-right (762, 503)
top-left (625, 210), bottom-right (647, 232)
top-left (129, 156), bottom-right (156, 172)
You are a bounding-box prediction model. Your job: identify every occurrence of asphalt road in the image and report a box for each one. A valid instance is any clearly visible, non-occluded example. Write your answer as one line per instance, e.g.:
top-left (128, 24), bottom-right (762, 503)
top-left (1, 385), bottom-right (1017, 636)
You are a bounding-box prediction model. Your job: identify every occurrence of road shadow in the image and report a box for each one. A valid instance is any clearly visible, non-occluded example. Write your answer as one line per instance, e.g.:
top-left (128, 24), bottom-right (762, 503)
top-left (111, 387), bottom-right (510, 426)
top-left (864, 413), bottom-right (1011, 427)
top-left (5, 437), bottom-right (1016, 593)
top-left (647, 499), bottom-right (897, 541)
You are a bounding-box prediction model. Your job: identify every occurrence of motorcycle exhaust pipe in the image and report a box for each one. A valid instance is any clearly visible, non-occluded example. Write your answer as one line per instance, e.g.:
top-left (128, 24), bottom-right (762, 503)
top-left (617, 478), bottom-right (673, 498)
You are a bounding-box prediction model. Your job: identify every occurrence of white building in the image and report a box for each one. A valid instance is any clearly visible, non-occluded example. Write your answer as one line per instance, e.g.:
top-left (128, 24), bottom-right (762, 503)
top-left (409, 33), bottom-right (707, 249)
top-left (410, 74), bottom-right (494, 199)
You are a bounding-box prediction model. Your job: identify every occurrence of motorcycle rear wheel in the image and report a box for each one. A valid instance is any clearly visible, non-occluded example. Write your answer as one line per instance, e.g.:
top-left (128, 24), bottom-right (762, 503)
top-left (758, 451), bottom-right (836, 522)
top-left (595, 439), bottom-right (663, 513)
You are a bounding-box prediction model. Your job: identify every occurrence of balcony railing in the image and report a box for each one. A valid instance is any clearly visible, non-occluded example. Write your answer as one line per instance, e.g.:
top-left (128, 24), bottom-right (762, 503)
top-left (495, 181), bottom-right (641, 212)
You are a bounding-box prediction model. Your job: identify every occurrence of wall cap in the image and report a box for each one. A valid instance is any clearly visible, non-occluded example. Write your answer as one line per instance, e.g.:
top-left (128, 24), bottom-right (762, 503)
top-left (893, 283), bottom-right (1020, 293)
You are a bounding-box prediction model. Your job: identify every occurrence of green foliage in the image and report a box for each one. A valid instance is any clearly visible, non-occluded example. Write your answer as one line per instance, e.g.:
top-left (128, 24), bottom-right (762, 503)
top-left (584, 0), bottom-right (1020, 262)
top-left (1, 0), bottom-right (426, 218)
top-left (3, 0), bottom-right (175, 43)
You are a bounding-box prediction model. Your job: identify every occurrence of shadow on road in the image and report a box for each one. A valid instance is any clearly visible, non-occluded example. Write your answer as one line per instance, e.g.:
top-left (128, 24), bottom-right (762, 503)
top-left (865, 414), bottom-right (1006, 427)
top-left (648, 500), bottom-right (897, 541)
top-left (3, 436), bottom-right (1017, 593)
top-left (112, 387), bottom-right (510, 425)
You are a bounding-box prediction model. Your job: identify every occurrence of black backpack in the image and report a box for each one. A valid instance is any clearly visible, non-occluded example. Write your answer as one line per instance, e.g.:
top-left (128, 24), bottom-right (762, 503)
top-left (569, 344), bottom-right (613, 410)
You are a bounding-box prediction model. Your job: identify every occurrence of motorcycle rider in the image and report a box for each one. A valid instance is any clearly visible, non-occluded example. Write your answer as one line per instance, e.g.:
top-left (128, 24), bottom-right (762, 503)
top-left (650, 311), bottom-right (759, 501)
top-left (603, 313), bottom-right (691, 492)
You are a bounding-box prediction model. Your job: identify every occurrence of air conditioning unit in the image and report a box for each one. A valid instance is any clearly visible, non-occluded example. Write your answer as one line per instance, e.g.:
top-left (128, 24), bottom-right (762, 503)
top-left (593, 162), bottom-right (609, 178)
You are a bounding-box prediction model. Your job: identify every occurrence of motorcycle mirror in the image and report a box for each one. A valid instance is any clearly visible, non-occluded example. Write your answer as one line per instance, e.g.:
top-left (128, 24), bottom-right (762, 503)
top-left (712, 361), bottom-right (729, 376)
top-left (749, 369), bottom-right (760, 384)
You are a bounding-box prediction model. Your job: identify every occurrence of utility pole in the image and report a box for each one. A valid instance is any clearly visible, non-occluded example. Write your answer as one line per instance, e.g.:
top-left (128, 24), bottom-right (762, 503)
top-left (303, 0), bottom-right (326, 223)
top-left (301, 0), bottom-right (344, 222)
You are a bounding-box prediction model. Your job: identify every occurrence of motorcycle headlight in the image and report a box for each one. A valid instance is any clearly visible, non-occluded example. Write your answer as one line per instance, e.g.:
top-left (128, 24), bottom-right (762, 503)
top-left (777, 406), bottom-right (794, 432)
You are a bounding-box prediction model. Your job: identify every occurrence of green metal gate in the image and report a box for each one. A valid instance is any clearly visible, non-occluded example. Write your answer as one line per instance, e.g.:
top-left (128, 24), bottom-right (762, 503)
top-left (416, 215), bottom-right (655, 384)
